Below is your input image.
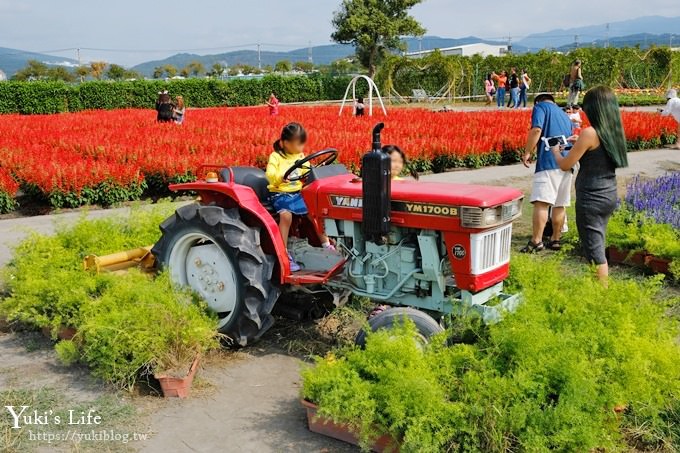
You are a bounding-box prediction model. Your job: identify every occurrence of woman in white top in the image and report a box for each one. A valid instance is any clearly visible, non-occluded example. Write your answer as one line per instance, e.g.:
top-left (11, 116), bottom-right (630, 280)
top-left (517, 69), bottom-right (531, 109)
top-left (659, 89), bottom-right (680, 149)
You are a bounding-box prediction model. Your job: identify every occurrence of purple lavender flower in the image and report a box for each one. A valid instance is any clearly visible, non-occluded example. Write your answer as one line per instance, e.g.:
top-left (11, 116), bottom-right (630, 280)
top-left (623, 172), bottom-right (680, 229)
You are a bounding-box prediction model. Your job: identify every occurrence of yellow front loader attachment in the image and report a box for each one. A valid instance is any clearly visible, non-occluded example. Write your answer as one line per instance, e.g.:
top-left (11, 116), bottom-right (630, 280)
top-left (84, 246), bottom-right (156, 274)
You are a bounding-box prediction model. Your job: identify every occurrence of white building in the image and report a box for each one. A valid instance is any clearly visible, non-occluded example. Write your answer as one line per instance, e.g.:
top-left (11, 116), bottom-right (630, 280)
top-left (406, 43), bottom-right (509, 59)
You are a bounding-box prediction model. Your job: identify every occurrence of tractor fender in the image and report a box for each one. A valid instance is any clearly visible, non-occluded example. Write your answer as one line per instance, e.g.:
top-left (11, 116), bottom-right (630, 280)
top-left (169, 181), bottom-right (289, 283)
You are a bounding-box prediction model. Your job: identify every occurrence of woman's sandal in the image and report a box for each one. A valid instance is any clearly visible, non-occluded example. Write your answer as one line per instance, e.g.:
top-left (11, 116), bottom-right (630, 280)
top-left (547, 240), bottom-right (562, 251)
top-left (520, 240), bottom-right (545, 253)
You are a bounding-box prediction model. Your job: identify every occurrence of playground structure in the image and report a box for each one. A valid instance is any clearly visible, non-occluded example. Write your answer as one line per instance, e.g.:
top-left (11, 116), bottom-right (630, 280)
top-left (339, 75), bottom-right (387, 116)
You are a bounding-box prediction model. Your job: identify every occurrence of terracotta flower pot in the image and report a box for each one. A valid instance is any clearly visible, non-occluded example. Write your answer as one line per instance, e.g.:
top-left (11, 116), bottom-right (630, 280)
top-left (155, 355), bottom-right (200, 398)
top-left (301, 399), bottom-right (399, 452)
top-left (644, 255), bottom-right (671, 275)
top-left (606, 246), bottom-right (627, 264)
top-left (41, 325), bottom-right (77, 340)
top-left (606, 246), bottom-right (646, 267)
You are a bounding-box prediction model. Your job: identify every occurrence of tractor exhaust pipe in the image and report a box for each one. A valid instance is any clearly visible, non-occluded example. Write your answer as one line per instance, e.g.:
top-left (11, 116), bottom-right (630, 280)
top-left (362, 123), bottom-right (391, 244)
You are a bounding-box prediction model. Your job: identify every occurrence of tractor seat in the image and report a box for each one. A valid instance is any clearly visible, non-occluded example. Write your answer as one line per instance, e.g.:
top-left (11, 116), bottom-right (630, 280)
top-left (220, 167), bottom-right (274, 212)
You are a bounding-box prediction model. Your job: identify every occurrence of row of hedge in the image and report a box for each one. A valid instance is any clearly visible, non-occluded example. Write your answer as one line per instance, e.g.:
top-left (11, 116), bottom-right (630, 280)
top-left (0, 74), bottom-right (354, 114)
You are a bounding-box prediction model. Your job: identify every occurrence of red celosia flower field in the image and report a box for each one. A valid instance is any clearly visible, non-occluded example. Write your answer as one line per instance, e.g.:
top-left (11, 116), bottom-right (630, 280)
top-left (0, 106), bottom-right (676, 211)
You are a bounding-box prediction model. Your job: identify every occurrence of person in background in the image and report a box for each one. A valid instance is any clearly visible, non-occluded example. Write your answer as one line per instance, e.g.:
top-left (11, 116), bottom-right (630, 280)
top-left (173, 96), bottom-right (186, 125)
top-left (658, 89), bottom-right (680, 149)
top-left (266, 91), bottom-right (280, 116)
top-left (520, 93), bottom-right (574, 253)
top-left (568, 60), bottom-right (584, 107)
top-left (484, 73), bottom-right (495, 106)
top-left (492, 71), bottom-right (507, 108)
top-left (551, 86), bottom-right (629, 282)
top-left (507, 67), bottom-right (520, 108)
top-left (382, 145), bottom-right (419, 181)
top-left (517, 69), bottom-right (531, 109)
top-left (354, 97), bottom-right (365, 116)
top-left (569, 104), bottom-right (583, 133)
top-left (155, 91), bottom-right (174, 123)
top-left (266, 123), bottom-right (334, 272)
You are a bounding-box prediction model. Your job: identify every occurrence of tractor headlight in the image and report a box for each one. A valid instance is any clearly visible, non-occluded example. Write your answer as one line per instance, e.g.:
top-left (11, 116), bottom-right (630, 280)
top-left (483, 208), bottom-right (499, 225)
top-left (461, 198), bottom-right (523, 228)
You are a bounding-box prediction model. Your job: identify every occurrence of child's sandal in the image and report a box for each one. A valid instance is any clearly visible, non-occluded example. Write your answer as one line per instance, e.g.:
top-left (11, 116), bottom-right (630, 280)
top-left (520, 240), bottom-right (544, 253)
top-left (547, 240), bottom-right (562, 251)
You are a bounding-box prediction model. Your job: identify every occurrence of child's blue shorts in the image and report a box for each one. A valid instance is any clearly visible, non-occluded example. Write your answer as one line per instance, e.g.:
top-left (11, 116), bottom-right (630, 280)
top-left (270, 192), bottom-right (308, 215)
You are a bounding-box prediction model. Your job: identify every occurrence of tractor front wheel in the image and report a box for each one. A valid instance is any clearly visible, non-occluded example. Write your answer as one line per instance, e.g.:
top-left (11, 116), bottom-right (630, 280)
top-left (354, 307), bottom-right (443, 347)
top-left (152, 204), bottom-right (280, 346)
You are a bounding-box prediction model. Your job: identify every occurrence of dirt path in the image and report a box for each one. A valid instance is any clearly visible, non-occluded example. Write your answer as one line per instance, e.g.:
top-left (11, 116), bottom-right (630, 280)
top-left (0, 148), bottom-right (677, 452)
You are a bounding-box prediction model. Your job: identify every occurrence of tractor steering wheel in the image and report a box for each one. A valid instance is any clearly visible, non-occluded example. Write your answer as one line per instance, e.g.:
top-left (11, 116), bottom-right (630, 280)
top-left (283, 148), bottom-right (338, 182)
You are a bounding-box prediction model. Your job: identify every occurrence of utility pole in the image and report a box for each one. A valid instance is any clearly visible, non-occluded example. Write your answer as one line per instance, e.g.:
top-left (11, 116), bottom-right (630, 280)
top-left (574, 34), bottom-right (579, 49)
top-left (605, 23), bottom-right (610, 48)
top-left (507, 36), bottom-right (512, 54)
top-left (308, 41), bottom-right (313, 64)
top-left (418, 36), bottom-right (423, 53)
top-left (76, 48), bottom-right (83, 82)
top-left (257, 43), bottom-right (261, 70)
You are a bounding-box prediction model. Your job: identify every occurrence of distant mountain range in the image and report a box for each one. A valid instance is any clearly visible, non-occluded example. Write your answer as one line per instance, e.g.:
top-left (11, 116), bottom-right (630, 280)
top-left (129, 36), bottom-right (511, 75)
top-left (1, 15), bottom-right (678, 77)
top-left (0, 47), bottom-right (78, 76)
top-left (517, 15), bottom-right (680, 49)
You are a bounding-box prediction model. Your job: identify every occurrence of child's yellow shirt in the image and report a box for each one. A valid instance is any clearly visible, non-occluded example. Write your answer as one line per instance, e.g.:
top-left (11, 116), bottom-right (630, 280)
top-left (266, 151), bottom-right (305, 193)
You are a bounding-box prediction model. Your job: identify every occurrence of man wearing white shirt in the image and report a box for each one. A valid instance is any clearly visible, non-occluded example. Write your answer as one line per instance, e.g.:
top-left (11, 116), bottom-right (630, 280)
top-left (659, 89), bottom-right (680, 149)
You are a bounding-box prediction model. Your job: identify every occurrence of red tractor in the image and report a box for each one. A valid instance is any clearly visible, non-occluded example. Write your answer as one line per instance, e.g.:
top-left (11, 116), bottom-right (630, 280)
top-left (150, 124), bottom-right (524, 346)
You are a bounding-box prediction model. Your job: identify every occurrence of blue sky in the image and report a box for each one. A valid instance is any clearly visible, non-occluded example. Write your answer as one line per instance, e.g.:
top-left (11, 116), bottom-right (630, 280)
top-left (1, 0), bottom-right (679, 65)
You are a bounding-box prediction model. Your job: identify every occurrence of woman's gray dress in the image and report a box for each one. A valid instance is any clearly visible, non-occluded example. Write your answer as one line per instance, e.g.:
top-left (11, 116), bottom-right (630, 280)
top-left (575, 146), bottom-right (618, 265)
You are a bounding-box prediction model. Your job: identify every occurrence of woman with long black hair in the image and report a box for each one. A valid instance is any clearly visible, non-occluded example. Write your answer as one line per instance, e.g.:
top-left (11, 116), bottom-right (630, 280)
top-left (551, 86), bottom-right (628, 282)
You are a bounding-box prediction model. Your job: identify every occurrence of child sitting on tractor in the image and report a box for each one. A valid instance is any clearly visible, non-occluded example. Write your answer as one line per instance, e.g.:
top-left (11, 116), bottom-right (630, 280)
top-left (382, 145), bottom-right (419, 181)
top-left (266, 122), bottom-right (335, 271)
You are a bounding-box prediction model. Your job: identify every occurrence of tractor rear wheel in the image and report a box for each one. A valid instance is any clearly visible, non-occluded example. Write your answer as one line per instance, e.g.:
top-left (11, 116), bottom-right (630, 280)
top-left (152, 204), bottom-right (280, 346)
top-left (354, 307), bottom-right (443, 347)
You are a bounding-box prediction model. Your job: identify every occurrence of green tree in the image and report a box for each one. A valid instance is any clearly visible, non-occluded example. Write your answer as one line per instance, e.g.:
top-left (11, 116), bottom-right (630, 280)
top-left (123, 69), bottom-right (142, 80)
top-left (331, 0), bottom-right (425, 78)
top-left (162, 64), bottom-right (178, 78)
top-left (209, 63), bottom-right (226, 77)
top-left (294, 61), bottom-right (314, 72)
top-left (89, 61), bottom-right (107, 80)
top-left (152, 66), bottom-right (164, 79)
top-left (187, 60), bottom-right (205, 77)
top-left (46, 66), bottom-right (75, 82)
top-left (180, 67), bottom-right (191, 78)
top-left (274, 60), bottom-right (292, 73)
top-left (105, 64), bottom-right (127, 80)
top-left (74, 65), bottom-right (90, 82)
top-left (13, 60), bottom-right (49, 81)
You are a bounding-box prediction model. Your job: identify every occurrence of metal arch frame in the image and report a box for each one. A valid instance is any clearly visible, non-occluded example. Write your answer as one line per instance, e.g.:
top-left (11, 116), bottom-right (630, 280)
top-left (338, 75), bottom-right (387, 117)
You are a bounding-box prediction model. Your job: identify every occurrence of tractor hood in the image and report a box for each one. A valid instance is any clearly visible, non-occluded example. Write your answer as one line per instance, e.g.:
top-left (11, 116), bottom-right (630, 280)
top-left (312, 174), bottom-right (523, 209)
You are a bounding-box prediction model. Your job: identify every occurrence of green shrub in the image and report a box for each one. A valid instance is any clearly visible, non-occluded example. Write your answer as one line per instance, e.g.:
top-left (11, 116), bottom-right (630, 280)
top-left (55, 339), bottom-right (80, 365)
top-left (0, 204), bottom-right (176, 332)
top-left (302, 255), bottom-right (680, 452)
top-left (0, 204), bottom-right (219, 390)
top-left (76, 271), bottom-right (218, 389)
top-left (0, 190), bottom-right (16, 214)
